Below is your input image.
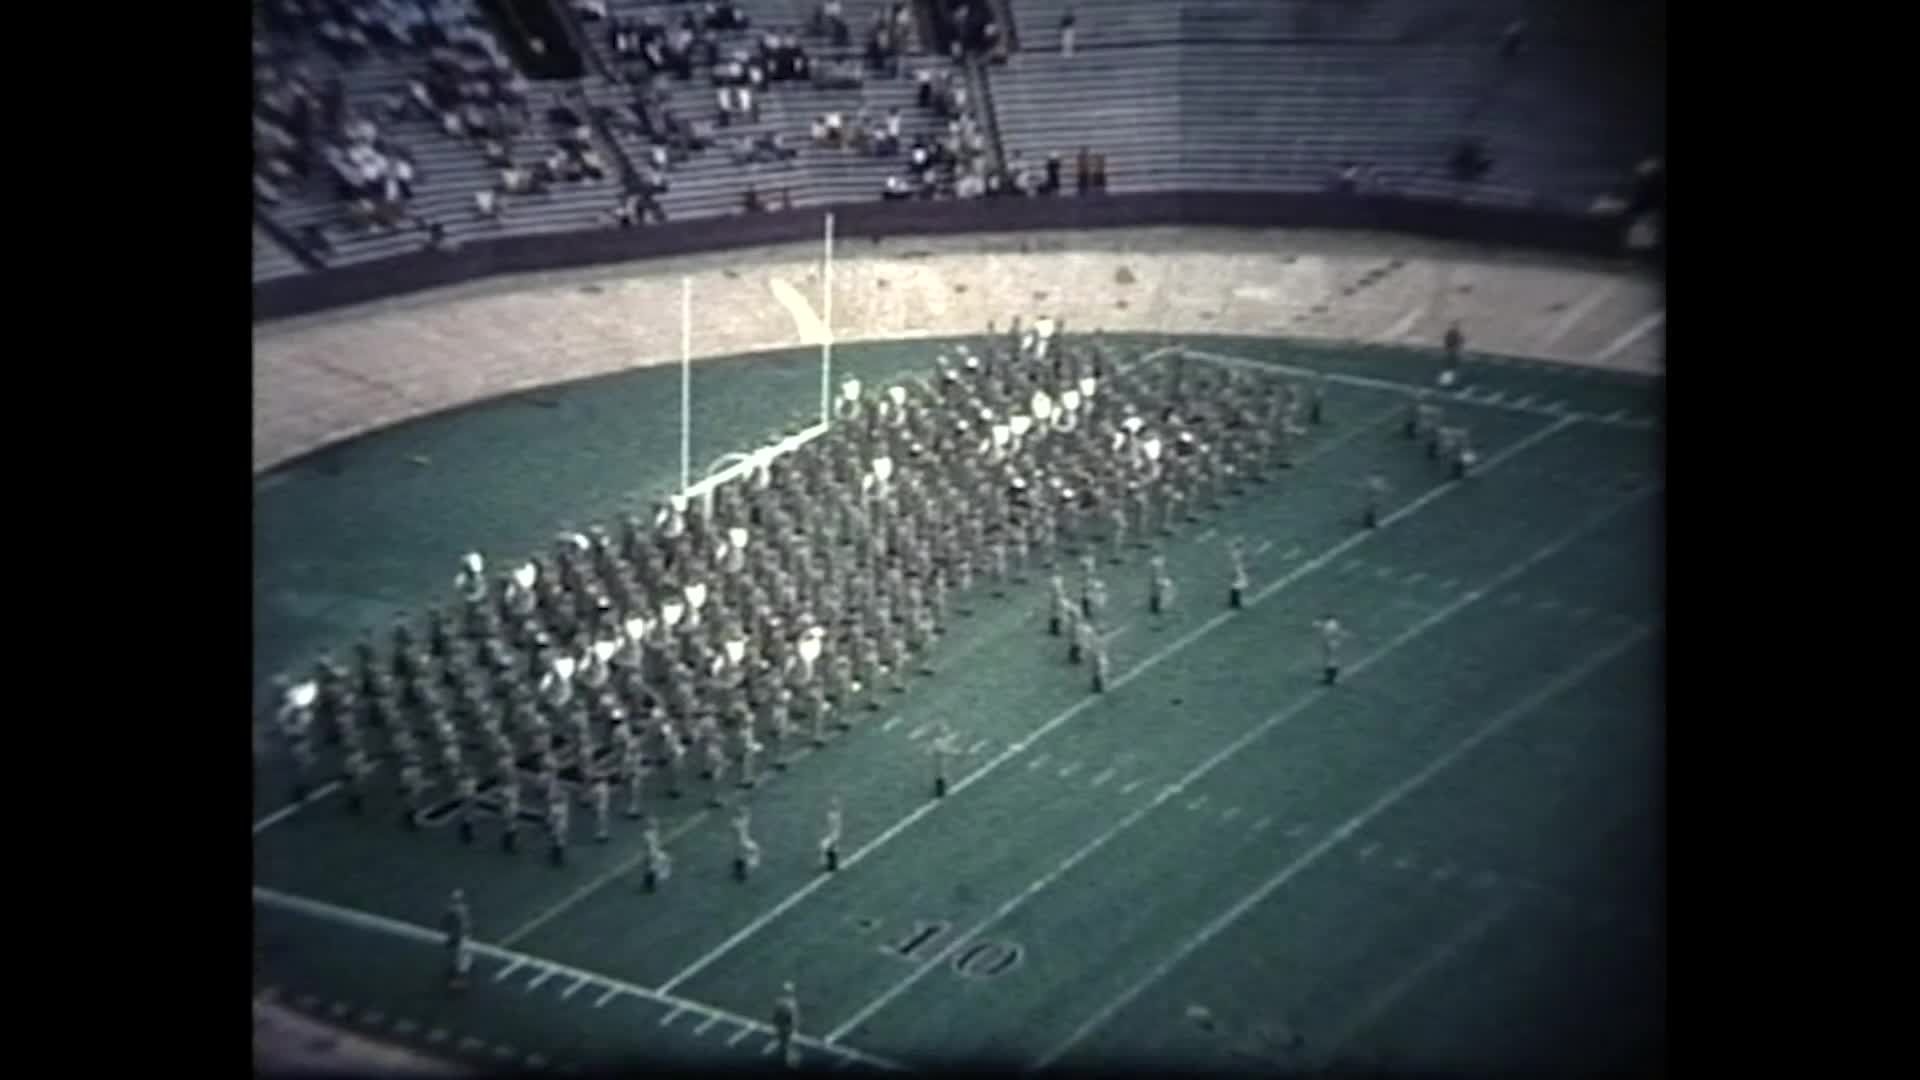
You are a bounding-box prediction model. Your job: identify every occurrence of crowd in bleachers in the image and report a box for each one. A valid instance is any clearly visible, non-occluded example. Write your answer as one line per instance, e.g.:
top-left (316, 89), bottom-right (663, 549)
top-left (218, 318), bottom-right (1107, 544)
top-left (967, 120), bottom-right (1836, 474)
top-left (255, 0), bottom-right (625, 260)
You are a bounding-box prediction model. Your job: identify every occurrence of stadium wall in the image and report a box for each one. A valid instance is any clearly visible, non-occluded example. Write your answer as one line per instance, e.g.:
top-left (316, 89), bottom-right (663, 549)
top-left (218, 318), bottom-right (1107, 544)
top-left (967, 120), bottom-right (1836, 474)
top-left (253, 203), bottom-right (1662, 476)
top-left (254, 192), bottom-right (1646, 323)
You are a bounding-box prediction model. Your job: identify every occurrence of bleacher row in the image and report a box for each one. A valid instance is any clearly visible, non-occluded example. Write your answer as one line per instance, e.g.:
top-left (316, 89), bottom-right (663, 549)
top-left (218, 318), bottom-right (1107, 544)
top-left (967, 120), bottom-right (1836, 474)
top-left (254, 0), bottom-right (1660, 284)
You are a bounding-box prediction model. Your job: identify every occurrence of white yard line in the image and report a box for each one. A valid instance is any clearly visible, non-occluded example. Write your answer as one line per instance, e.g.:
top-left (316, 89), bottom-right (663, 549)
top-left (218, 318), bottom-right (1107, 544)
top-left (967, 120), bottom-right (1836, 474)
top-left (1030, 622), bottom-right (1654, 1069)
top-left (829, 497), bottom-right (1650, 1046)
top-left (1327, 899), bottom-right (1517, 1060)
top-left (499, 808), bottom-right (713, 947)
top-left (656, 415), bottom-right (1577, 997)
top-left (1592, 311), bottom-right (1664, 363)
top-left (1541, 284), bottom-right (1617, 350)
top-left (1377, 305), bottom-right (1426, 343)
top-left (251, 780), bottom-right (343, 835)
top-left (252, 885), bottom-right (908, 1072)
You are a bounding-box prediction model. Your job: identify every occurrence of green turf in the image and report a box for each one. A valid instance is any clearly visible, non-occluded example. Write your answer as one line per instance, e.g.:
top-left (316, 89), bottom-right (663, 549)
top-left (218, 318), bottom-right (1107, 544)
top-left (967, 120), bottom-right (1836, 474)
top-left (253, 333), bottom-right (1663, 1073)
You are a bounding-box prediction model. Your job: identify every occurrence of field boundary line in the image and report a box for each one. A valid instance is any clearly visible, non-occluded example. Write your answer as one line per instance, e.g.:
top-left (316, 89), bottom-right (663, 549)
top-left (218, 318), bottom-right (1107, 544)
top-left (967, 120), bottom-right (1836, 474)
top-left (1176, 348), bottom-right (1656, 429)
top-left (657, 415), bottom-right (1575, 995)
top-left (829, 489), bottom-right (1653, 1044)
top-left (252, 885), bottom-right (909, 1073)
top-left (1031, 617), bottom-right (1656, 1069)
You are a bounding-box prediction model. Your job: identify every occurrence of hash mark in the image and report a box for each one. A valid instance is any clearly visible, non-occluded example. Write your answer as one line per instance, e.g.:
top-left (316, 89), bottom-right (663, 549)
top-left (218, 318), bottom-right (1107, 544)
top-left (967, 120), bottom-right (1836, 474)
top-left (1285, 822), bottom-right (1309, 838)
top-left (1513, 394), bottom-right (1538, 408)
top-left (593, 986), bottom-right (621, 1008)
top-left (1403, 572), bottom-right (1427, 585)
top-left (1187, 795), bottom-right (1210, 812)
top-left (394, 1019), bottom-right (418, 1036)
top-left (908, 723), bottom-right (932, 741)
top-left (427, 1028), bottom-right (449, 1044)
top-left (1121, 778), bottom-right (1145, 794)
top-left (1028, 753), bottom-right (1052, 772)
top-left (968, 738), bottom-right (992, 756)
top-left (727, 1025), bottom-right (754, 1047)
top-left (1473, 871), bottom-right (1502, 889)
top-left (695, 1015), bottom-right (721, 1036)
top-left (526, 967), bottom-right (557, 991)
top-left (1282, 545), bottom-right (1302, 560)
top-left (1358, 842), bottom-right (1380, 860)
top-left (458, 1035), bottom-right (486, 1053)
top-left (1393, 855), bottom-right (1416, 871)
top-left (494, 1045), bottom-right (518, 1060)
top-left (525, 1053), bottom-right (549, 1069)
top-left (329, 1001), bottom-right (351, 1018)
top-left (360, 1009), bottom-right (386, 1027)
top-left (1251, 816), bottom-right (1273, 833)
top-left (1435, 577), bottom-right (1460, 591)
top-left (1058, 762), bottom-right (1083, 779)
top-left (659, 1007), bottom-right (684, 1027)
top-left (880, 715), bottom-right (904, 732)
top-left (560, 976), bottom-right (591, 1000)
top-left (1433, 864), bottom-right (1458, 882)
top-left (494, 956), bottom-right (528, 982)
top-left (1090, 768), bottom-right (1116, 787)
top-left (763, 1040), bottom-right (781, 1056)
top-left (1220, 807), bottom-right (1241, 823)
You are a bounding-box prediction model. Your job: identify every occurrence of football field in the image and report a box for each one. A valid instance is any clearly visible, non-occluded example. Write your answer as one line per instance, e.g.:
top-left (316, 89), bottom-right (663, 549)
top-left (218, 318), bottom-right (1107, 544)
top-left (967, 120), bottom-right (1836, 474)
top-left (253, 333), bottom-right (1664, 1074)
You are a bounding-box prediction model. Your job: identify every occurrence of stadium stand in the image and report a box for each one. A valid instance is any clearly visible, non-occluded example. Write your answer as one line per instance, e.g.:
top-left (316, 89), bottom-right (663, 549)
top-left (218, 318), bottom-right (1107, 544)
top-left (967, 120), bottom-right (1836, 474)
top-left (253, 1), bottom-right (1662, 286)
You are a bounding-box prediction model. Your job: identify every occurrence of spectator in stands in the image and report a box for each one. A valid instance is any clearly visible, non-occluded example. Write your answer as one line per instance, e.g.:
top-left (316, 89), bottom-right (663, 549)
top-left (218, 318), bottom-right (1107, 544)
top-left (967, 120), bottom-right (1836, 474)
top-left (1060, 7), bottom-right (1077, 58)
top-left (742, 185), bottom-right (766, 213)
top-left (1091, 153), bottom-right (1108, 192)
top-left (474, 189), bottom-right (504, 222)
top-left (916, 68), bottom-right (935, 109)
top-left (705, 2), bottom-right (749, 33)
top-left (884, 174), bottom-right (913, 201)
top-left (1044, 152), bottom-right (1062, 195)
top-left (1076, 147), bottom-right (1092, 195)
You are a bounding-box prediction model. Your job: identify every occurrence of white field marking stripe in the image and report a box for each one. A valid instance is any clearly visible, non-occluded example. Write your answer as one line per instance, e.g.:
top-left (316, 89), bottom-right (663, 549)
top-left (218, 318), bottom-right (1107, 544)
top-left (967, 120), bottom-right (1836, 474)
top-left (1178, 348), bottom-right (1647, 428)
top-left (1090, 768), bottom-right (1117, 787)
top-left (251, 779), bottom-right (343, 835)
top-left (880, 715), bottom-right (904, 732)
top-left (1030, 621), bottom-right (1654, 1069)
top-left (695, 1014), bottom-right (721, 1035)
top-left (659, 1006), bottom-right (684, 1027)
top-left (1542, 284), bottom-right (1618, 348)
top-left (561, 975), bottom-right (591, 1000)
top-left (727, 1025), bottom-right (753, 1047)
top-left (1592, 311), bottom-right (1665, 363)
top-left (594, 986), bottom-right (622, 1008)
top-left (1101, 624), bottom-right (1132, 642)
top-left (826, 498), bottom-right (1648, 1046)
top-left (1321, 899), bottom-right (1517, 1059)
top-left (657, 418), bottom-right (1570, 998)
top-left (498, 807), bottom-right (713, 946)
top-left (493, 956), bottom-right (529, 982)
top-left (250, 886), bottom-right (910, 1073)
top-left (527, 967), bottom-right (558, 990)
top-left (1378, 305), bottom-right (1425, 342)
top-left (1253, 540), bottom-right (1275, 556)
